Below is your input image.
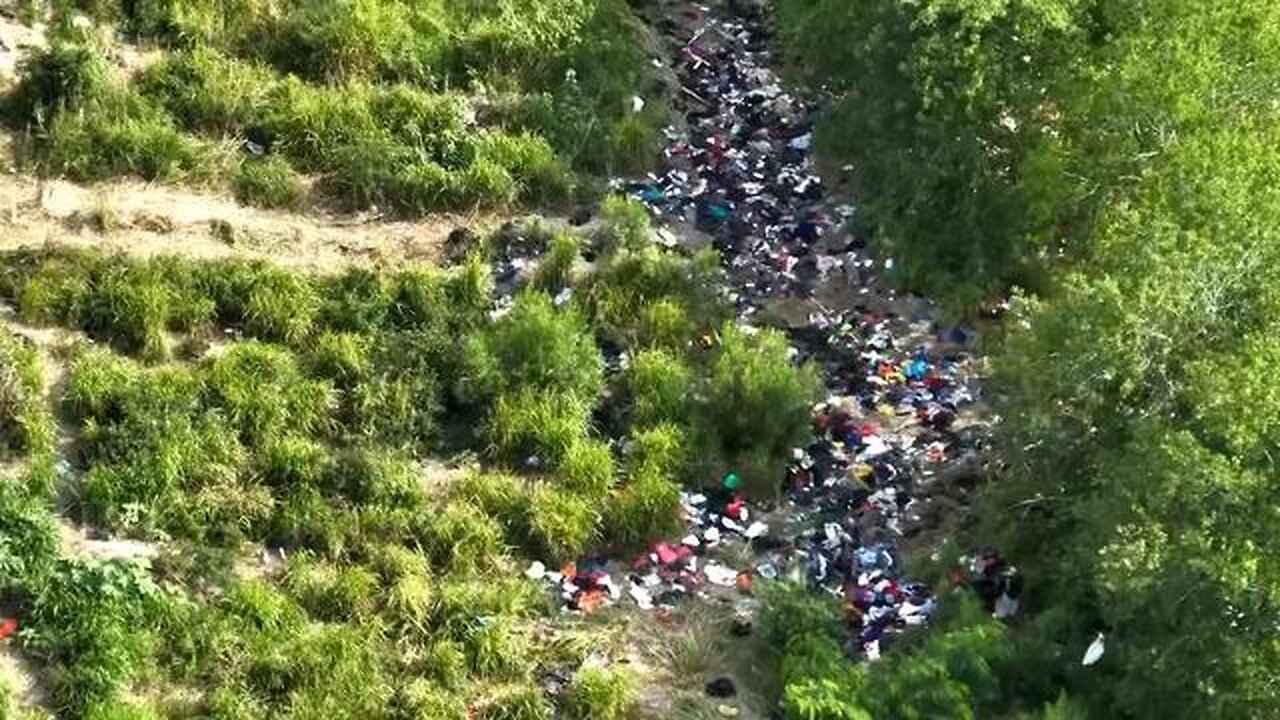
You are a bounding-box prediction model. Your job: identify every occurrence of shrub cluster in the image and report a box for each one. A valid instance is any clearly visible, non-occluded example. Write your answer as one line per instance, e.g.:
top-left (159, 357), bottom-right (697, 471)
top-left (0, 204), bottom-right (828, 716)
top-left (2, 0), bottom-right (666, 209)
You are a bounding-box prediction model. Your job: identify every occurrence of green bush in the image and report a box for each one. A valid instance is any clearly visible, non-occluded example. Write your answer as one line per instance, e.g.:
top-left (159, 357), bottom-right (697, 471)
top-left (558, 439), bottom-right (616, 498)
top-left (5, 42), bottom-right (108, 124)
top-left (628, 349), bottom-right (692, 427)
top-left (13, 250), bottom-right (99, 325)
top-left (262, 0), bottom-right (431, 84)
top-left (626, 423), bottom-right (686, 480)
top-left (532, 232), bottom-right (580, 292)
top-left (419, 639), bottom-right (467, 689)
top-left (472, 131), bottom-right (573, 205)
top-left (284, 555), bottom-right (379, 621)
top-left (9, 253), bottom-right (213, 361)
top-left (465, 615), bottom-right (532, 679)
top-left (318, 268), bottom-right (391, 333)
top-left (636, 298), bottom-right (695, 350)
top-left (259, 76), bottom-right (389, 172)
top-left (233, 155), bottom-right (305, 209)
top-left (388, 267), bottom-right (449, 329)
top-left (62, 346), bottom-right (138, 421)
top-left (255, 435), bottom-right (331, 489)
top-left (80, 262), bottom-right (174, 360)
top-left (402, 680), bottom-right (467, 720)
top-left (595, 195), bottom-right (652, 252)
top-left (22, 559), bottom-right (163, 715)
top-left (43, 92), bottom-right (220, 183)
top-left (385, 569), bottom-right (433, 629)
top-left (605, 466), bottom-right (681, 550)
top-left (488, 388), bottom-right (592, 465)
top-left (330, 448), bottom-right (425, 509)
top-left (199, 261), bottom-right (320, 343)
top-left (477, 682), bottom-right (552, 720)
top-left (443, 255), bottom-right (495, 330)
top-left (239, 622), bottom-right (394, 717)
top-left (450, 472), bottom-right (524, 528)
top-left (138, 48), bottom-right (276, 135)
top-left (201, 341), bottom-right (335, 447)
top-left (369, 86), bottom-right (466, 150)
top-left (69, 353), bottom-right (258, 541)
top-left (0, 333), bottom-right (54, 457)
top-left (527, 484), bottom-right (598, 563)
top-left (607, 112), bottom-right (659, 175)
top-left (770, 592), bottom-right (1012, 720)
top-left (705, 324), bottom-right (821, 497)
top-left (588, 240), bottom-right (723, 349)
top-left (464, 291), bottom-right (603, 404)
top-left (434, 575), bottom-right (543, 637)
top-left (562, 665), bottom-right (636, 720)
top-left (349, 333), bottom-right (443, 450)
top-left (268, 486), bottom-right (356, 557)
top-left (306, 331), bottom-right (370, 386)
top-left (421, 501), bottom-right (507, 573)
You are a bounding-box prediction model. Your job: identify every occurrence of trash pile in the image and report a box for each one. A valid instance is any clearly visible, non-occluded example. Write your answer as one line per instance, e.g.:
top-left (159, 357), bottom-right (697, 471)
top-left (618, 8), bottom-right (862, 320)
top-left (522, 0), bottom-right (996, 663)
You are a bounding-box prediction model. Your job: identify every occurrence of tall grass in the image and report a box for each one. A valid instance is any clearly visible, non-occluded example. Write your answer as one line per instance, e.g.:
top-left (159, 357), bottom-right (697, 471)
top-left (4, 0), bottom-right (663, 210)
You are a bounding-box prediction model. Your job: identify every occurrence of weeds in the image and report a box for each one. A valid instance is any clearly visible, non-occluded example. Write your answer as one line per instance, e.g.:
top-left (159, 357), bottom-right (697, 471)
top-left (527, 484), bottom-right (599, 564)
top-left (488, 388), bottom-right (592, 466)
top-left (558, 439), bottom-right (616, 498)
top-left (606, 465), bottom-right (682, 550)
top-left (464, 291), bottom-right (603, 404)
top-left (201, 341), bottom-right (335, 447)
top-left (233, 155), bottom-right (305, 209)
top-left (402, 679), bottom-right (467, 720)
top-left (629, 349), bottom-right (693, 428)
top-left (704, 324), bottom-right (822, 498)
top-left (0, 192), bottom-right (835, 720)
top-left (562, 664), bottom-right (638, 720)
top-left (5, 42), bottom-right (108, 125)
top-left (0, 334), bottom-right (54, 458)
top-left (5, 0), bottom-right (662, 211)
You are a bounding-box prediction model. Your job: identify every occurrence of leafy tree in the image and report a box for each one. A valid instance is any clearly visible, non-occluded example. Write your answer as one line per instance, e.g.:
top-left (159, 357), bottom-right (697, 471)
top-left (990, 122), bottom-right (1280, 718)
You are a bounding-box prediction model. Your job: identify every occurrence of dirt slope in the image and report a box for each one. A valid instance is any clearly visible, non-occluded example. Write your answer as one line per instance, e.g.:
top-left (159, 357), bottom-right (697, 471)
top-left (0, 168), bottom-right (489, 272)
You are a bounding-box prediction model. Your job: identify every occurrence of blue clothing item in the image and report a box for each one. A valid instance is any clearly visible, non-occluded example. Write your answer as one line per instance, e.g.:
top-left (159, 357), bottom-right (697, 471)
top-left (639, 186), bottom-right (666, 204)
top-left (905, 358), bottom-right (930, 381)
top-left (699, 202), bottom-right (733, 222)
top-left (856, 546), bottom-right (891, 571)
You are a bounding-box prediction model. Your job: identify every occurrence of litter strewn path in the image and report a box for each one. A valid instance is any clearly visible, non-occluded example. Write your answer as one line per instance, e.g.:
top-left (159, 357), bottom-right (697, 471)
top-left (530, 0), bottom-right (993, 679)
top-left (625, 0), bottom-right (993, 651)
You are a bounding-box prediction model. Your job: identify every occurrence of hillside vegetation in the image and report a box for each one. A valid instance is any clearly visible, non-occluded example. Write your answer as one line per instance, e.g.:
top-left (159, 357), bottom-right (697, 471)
top-left (0, 201), bottom-right (821, 719)
top-left (2, 0), bottom-right (665, 213)
top-left (774, 0), bottom-right (1280, 717)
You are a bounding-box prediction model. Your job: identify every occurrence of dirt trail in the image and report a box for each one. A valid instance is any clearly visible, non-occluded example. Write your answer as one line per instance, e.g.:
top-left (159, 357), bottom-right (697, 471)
top-left (0, 169), bottom-right (490, 272)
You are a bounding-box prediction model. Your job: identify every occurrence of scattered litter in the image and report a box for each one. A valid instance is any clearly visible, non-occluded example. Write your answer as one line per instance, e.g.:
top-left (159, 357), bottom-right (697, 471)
top-left (629, 585), bottom-right (655, 611)
top-left (705, 677), bottom-right (737, 698)
top-left (1082, 633), bottom-right (1106, 666)
top-left (519, 0), bottom-right (997, 667)
top-left (704, 563), bottom-right (739, 587)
